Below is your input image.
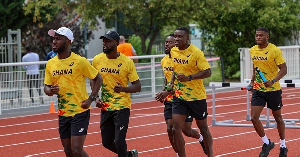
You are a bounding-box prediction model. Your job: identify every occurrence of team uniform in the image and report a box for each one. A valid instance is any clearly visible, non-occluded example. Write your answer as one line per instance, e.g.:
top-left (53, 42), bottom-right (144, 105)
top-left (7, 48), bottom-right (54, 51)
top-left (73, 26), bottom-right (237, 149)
top-left (170, 44), bottom-right (210, 120)
top-left (44, 52), bottom-right (98, 138)
top-left (161, 55), bottom-right (192, 122)
top-left (250, 43), bottom-right (285, 111)
top-left (92, 52), bottom-right (139, 157)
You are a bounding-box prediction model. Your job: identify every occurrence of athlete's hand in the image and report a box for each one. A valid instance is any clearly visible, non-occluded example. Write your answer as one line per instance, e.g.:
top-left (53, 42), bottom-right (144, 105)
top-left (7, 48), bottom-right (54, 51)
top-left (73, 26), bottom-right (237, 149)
top-left (177, 73), bottom-right (189, 82)
top-left (155, 91), bottom-right (168, 103)
top-left (264, 80), bottom-right (274, 88)
top-left (81, 98), bottom-right (92, 109)
top-left (95, 98), bottom-right (105, 108)
top-left (50, 84), bottom-right (60, 95)
top-left (114, 82), bottom-right (123, 93)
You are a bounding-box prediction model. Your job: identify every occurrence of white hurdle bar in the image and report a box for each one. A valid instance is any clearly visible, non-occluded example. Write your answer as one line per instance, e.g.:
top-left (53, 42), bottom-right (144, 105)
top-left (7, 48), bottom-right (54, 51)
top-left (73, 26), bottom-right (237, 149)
top-left (209, 82), bottom-right (300, 128)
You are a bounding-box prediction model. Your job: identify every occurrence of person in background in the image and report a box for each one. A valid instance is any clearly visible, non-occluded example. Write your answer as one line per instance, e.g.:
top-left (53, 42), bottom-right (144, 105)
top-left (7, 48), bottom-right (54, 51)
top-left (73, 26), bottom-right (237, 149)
top-left (46, 49), bottom-right (57, 61)
top-left (22, 45), bottom-right (43, 104)
top-left (117, 35), bottom-right (138, 64)
top-left (92, 31), bottom-right (141, 157)
top-left (44, 26), bottom-right (102, 157)
top-left (249, 27), bottom-right (288, 157)
top-left (155, 33), bottom-right (207, 157)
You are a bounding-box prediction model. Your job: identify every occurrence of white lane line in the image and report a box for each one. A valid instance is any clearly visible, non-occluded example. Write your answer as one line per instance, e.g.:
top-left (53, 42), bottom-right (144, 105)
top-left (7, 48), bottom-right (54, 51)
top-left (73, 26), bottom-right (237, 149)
top-left (215, 137), bottom-right (300, 156)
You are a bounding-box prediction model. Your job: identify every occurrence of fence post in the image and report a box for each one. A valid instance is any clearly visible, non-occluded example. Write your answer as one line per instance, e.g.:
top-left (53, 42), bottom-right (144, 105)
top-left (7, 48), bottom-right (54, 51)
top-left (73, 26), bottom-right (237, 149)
top-left (151, 57), bottom-right (156, 97)
top-left (220, 56), bottom-right (225, 82)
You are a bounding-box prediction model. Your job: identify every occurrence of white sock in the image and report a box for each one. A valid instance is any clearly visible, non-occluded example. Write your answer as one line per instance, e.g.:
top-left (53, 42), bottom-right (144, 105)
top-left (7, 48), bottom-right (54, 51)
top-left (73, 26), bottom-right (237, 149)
top-left (280, 139), bottom-right (286, 148)
top-left (261, 135), bottom-right (269, 144)
top-left (199, 133), bottom-right (203, 142)
top-left (176, 153), bottom-right (179, 157)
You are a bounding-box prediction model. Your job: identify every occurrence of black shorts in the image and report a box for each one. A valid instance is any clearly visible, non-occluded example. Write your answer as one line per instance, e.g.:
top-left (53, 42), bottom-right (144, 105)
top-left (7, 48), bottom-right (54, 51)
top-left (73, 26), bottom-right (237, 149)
top-left (58, 110), bottom-right (90, 139)
top-left (251, 89), bottom-right (283, 111)
top-left (172, 97), bottom-right (208, 120)
top-left (164, 101), bottom-right (193, 122)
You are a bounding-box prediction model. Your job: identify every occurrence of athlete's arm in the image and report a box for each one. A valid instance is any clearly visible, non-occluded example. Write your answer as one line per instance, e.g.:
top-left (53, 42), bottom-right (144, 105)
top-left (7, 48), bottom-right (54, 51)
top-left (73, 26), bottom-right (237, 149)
top-left (44, 84), bottom-right (59, 96)
top-left (114, 80), bottom-right (141, 93)
top-left (264, 63), bottom-right (287, 88)
top-left (249, 65), bottom-right (255, 87)
top-left (177, 68), bottom-right (211, 82)
top-left (90, 73), bottom-right (102, 97)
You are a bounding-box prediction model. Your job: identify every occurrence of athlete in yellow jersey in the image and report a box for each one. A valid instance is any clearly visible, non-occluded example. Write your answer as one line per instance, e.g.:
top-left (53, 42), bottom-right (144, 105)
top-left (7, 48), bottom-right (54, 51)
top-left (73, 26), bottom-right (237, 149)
top-left (44, 27), bottom-right (102, 157)
top-left (155, 33), bottom-right (207, 156)
top-left (249, 27), bottom-right (288, 157)
top-left (92, 31), bottom-right (141, 157)
top-left (170, 27), bottom-right (213, 157)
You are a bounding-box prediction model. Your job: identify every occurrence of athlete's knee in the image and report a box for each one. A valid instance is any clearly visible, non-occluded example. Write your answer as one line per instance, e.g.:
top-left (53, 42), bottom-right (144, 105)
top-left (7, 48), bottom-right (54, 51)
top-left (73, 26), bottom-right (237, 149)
top-left (167, 124), bottom-right (173, 134)
top-left (172, 126), bottom-right (182, 135)
top-left (63, 148), bottom-right (73, 156)
top-left (102, 138), bottom-right (112, 149)
top-left (71, 147), bottom-right (84, 156)
top-left (251, 114), bottom-right (260, 123)
top-left (274, 116), bottom-right (284, 124)
top-left (182, 127), bottom-right (192, 137)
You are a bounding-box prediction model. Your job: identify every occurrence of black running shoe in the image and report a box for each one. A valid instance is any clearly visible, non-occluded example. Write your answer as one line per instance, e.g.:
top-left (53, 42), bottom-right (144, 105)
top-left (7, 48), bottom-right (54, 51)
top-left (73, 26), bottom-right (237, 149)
top-left (279, 147), bottom-right (288, 157)
top-left (129, 149), bottom-right (138, 157)
top-left (199, 140), bottom-right (208, 155)
top-left (259, 139), bottom-right (275, 157)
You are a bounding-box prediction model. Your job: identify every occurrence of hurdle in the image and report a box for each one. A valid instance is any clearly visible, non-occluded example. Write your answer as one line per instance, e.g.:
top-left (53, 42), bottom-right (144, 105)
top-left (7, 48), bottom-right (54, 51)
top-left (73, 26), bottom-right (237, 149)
top-left (209, 82), bottom-right (300, 128)
top-left (243, 79), bottom-right (300, 123)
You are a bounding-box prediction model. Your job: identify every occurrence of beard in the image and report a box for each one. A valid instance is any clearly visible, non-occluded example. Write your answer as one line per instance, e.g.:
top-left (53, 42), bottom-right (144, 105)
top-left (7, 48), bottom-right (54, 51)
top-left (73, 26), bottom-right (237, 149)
top-left (53, 43), bottom-right (66, 54)
top-left (103, 46), bottom-right (115, 54)
top-left (165, 50), bottom-right (170, 54)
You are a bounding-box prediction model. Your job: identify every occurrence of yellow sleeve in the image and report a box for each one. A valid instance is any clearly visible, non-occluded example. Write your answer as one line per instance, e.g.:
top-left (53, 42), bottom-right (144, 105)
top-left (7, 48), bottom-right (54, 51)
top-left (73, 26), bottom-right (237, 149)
top-left (128, 59), bottom-right (139, 82)
top-left (81, 57), bottom-right (99, 79)
top-left (196, 50), bottom-right (210, 71)
top-left (44, 62), bottom-right (53, 85)
top-left (275, 48), bottom-right (285, 65)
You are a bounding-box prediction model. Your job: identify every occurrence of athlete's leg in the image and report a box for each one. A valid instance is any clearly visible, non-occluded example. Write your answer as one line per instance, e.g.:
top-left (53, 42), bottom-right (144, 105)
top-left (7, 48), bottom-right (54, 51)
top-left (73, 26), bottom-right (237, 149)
top-left (172, 114), bottom-right (187, 157)
top-left (101, 110), bottom-right (118, 153)
top-left (195, 118), bottom-right (213, 157)
top-left (182, 122), bottom-right (200, 139)
top-left (166, 119), bottom-right (178, 153)
top-left (61, 138), bottom-right (74, 156)
top-left (163, 101), bottom-right (178, 154)
top-left (113, 108), bottom-right (130, 157)
top-left (70, 110), bottom-right (90, 157)
top-left (251, 106), bottom-right (265, 137)
top-left (71, 135), bottom-right (89, 157)
top-left (272, 109), bottom-right (285, 139)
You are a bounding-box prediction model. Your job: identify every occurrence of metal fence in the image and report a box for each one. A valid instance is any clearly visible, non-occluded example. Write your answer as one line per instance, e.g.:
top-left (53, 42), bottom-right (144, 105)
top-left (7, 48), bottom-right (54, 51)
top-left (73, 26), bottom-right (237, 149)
top-left (239, 45), bottom-right (300, 82)
top-left (0, 55), bottom-right (220, 114)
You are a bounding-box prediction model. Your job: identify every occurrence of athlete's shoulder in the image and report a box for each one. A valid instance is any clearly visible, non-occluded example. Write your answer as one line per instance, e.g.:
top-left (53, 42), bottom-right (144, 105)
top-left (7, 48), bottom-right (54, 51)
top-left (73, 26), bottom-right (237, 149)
top-left (161, 55), bottom-right (170, 61)
top-left (161, 55), bottom-right (171, 64)
top-left (120, 53), bottom-right (132, 61)
top-left (268, 43), bottom-right (280, 51)
top-left (93, 52), bottom-right (105, 61)
top-left (250, 45), bottom-right (259, 51)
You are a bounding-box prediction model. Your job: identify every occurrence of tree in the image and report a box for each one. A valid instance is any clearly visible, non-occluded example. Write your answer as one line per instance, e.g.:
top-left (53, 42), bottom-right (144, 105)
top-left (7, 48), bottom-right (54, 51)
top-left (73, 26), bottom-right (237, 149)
top-left (0, 0), bottom-right (31, 37)
top-left (195, 0), bottom-right (300, 78)
top-left (23, 0), bottom-right (207, 55)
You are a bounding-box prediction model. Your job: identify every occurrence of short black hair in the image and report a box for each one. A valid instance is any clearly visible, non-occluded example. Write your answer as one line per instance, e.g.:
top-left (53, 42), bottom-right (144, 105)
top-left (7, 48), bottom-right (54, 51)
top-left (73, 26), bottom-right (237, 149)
top-left (25, 45), bottom-right (31, 52)
top-left (256, 27), bottom-right (269, 34)
top-left (176, 27), bottom-right (190, 35)
top-left (168, 33), bottom-right (175, 37)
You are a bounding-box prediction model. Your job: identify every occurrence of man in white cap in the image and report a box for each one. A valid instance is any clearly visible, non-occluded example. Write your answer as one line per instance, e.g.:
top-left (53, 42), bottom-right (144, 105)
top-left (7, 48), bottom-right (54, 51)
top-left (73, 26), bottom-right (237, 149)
top-left (44, 27), bottom-right (103, 157)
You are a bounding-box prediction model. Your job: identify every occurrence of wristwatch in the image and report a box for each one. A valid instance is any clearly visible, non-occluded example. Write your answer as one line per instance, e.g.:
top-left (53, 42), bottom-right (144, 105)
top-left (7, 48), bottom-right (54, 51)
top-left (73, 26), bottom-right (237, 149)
top-left (188, 75), bottom-right (193, 81)
top-left (271, 79), bottom-right (276, 83)
top-left (89, 95), bottom-right (97, 101)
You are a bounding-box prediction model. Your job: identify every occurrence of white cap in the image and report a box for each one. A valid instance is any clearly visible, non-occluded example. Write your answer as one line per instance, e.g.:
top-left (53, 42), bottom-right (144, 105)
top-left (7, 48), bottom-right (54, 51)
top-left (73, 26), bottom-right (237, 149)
top-left (48, 27), bottom-right (74, 43)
